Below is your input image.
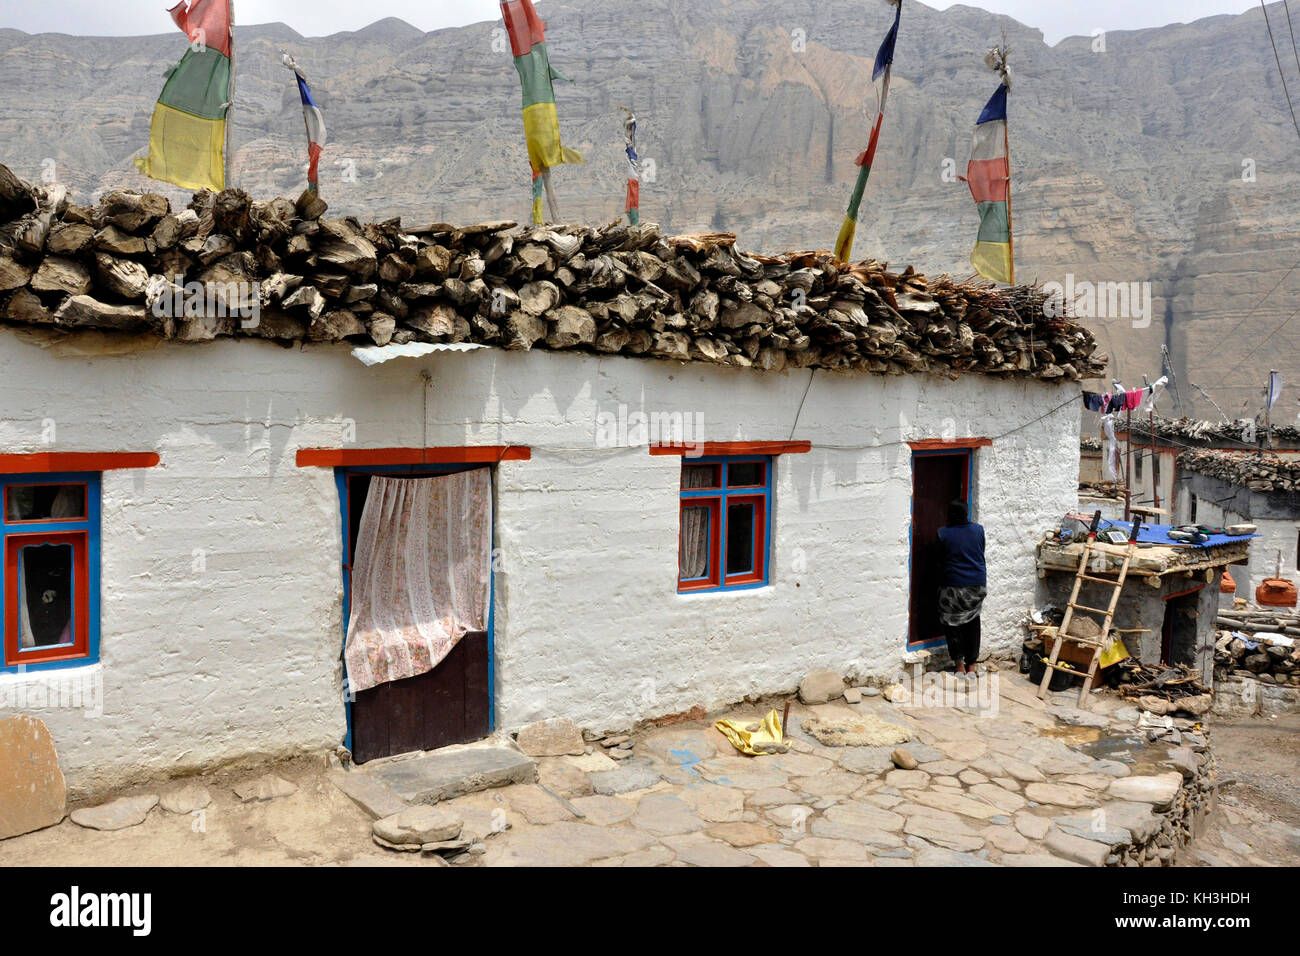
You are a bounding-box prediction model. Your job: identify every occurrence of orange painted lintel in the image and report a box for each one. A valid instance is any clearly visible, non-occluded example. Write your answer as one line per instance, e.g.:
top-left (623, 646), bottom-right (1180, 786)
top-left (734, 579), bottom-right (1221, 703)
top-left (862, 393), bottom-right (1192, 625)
top-left (0, 452), bottom-right (160, 474)
top-left (907, 438), bottom-right (993, 451)
top-left (296, 446), bottom-right (531, 468)
top-left (649, 441), bottom-right (812, 457)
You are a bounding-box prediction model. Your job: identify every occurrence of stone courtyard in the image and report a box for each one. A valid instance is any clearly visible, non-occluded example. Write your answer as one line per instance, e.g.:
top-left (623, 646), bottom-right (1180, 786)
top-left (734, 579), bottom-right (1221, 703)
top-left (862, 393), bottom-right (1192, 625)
top-left (8, 661), bottom-right (1294, 867)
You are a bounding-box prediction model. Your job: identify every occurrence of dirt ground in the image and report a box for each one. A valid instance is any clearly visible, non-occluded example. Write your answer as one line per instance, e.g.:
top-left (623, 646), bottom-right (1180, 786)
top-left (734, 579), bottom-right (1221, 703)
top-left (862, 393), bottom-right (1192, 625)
top-left (1187, 715), bottom-right (1300, 867)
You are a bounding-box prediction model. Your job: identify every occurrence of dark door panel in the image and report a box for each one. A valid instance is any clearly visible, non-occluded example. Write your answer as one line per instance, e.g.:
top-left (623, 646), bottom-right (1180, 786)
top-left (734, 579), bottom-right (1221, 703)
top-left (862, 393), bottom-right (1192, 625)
top-left (350, 630), bottom-right (490, 764)
top-left (909, 453), bottom-right (970, 647)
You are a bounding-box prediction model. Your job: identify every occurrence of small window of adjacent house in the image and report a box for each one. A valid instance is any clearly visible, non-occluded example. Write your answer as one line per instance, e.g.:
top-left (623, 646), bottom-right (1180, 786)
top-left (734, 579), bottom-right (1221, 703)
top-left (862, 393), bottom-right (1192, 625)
top-left (678, 458), bottom-right (770, 592)
top-left (1190, 494), bottom-right (1198, 524)
top-left (1135, 452), bottom-right (1143, 481)
top-left (1, 475), bottom-right (100, 669)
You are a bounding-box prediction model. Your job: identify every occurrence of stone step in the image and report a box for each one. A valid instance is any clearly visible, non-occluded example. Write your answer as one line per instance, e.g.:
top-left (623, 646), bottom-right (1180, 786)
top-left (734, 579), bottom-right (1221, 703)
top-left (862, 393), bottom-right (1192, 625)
top-left (364, 745), bottom-right (536, 805)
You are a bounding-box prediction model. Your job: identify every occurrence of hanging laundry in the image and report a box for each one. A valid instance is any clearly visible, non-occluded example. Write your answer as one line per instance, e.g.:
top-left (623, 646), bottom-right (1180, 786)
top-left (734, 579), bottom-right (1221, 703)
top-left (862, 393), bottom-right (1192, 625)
top-left (1082, 391), bottom-right (1106, 412)
top-left (1124, 388), bottom-right (1144, 411)
top-left (1103, 415), bottom-right (1120, 480)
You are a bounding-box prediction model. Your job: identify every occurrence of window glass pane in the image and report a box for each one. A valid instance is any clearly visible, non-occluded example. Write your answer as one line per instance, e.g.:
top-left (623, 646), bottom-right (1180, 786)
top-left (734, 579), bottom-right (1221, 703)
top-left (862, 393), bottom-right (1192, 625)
top-left (6, 484), bottom-right (85, 522)
top-left (681, 465), bottom-right (720, 490)
top-left (727, 462), bottom-right (765, 487)
top-left (19, 543), bottom-right (74, 649)
top-left (680, 505), bottom-right (711, 579)
top-left (726, 502), bottom-right (755, 575)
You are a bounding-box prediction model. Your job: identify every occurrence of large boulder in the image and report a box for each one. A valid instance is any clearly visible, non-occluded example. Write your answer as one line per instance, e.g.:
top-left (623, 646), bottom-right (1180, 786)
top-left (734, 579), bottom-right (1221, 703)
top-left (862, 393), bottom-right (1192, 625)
top-left (0, 715), bottom-right (66, 839)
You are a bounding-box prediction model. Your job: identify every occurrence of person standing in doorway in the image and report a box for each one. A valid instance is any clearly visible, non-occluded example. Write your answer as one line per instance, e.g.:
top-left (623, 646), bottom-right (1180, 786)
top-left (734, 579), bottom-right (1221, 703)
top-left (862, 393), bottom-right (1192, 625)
top-left (937, 499), bottom-right (987, 677)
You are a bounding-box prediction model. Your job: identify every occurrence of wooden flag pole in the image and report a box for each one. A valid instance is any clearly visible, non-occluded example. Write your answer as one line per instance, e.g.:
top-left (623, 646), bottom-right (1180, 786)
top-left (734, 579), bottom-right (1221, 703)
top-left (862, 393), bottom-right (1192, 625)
top-left (224, 0), bottom-right (235, 191)
top-left (542, 167), bottom-right (561, 223)
top-left (995, 39), bottom-right (1012, 284)
top-left (1003, 105), bottom-right (1014, 285)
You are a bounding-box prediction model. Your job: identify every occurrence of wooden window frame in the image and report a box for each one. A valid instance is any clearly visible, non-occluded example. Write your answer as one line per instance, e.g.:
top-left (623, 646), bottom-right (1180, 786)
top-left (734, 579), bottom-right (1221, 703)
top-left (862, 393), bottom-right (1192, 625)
top-left (1, 472), bottom-right (101, 671)
top-left (678, 456), bottom-right (773, 594)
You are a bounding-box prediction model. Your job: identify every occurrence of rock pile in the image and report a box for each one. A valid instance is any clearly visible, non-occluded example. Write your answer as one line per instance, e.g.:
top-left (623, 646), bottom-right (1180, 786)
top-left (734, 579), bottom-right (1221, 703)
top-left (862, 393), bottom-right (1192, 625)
top-left (1215, 611), bottom-right (1300, 686)
top-left (1178, 449), bottom-right (1300, 493)
top-left (0, 163), bottom-right (1105, 380)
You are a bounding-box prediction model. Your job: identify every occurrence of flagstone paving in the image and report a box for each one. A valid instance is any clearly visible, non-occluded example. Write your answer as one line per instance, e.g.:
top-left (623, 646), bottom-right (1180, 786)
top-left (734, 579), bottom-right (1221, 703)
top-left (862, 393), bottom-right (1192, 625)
top-left (5, 666), bottom-right (1296, 867)
top-left (450, 666), bottom-right (1247, 866)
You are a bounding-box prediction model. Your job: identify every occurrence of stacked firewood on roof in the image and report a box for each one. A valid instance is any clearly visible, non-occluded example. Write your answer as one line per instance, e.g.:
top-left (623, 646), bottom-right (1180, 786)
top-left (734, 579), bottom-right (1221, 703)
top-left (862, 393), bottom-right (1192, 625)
top-left (0, 163), bottom-right (1105, 380)
top-left (1178, 448), bottom-right (1300, 494)
top-left (1131, 416), bottom-right (1300, 445)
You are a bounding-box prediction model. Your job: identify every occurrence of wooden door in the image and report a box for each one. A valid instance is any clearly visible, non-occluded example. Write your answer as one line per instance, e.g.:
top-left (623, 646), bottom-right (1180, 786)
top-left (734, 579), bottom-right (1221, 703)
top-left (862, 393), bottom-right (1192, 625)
top-left (343, 469), bottom-right (492, 764)
top-left (351, 631), bottom-right (490, 763)
top-left (909, 452), bottom-right (970, 647)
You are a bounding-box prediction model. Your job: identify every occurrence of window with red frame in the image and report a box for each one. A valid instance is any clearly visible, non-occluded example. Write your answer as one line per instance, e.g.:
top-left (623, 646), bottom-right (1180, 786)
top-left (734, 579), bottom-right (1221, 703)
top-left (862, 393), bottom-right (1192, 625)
top-left (1, 474), bottom-right (100, 670)
top-left (678, 457), bottom-right (771, 592)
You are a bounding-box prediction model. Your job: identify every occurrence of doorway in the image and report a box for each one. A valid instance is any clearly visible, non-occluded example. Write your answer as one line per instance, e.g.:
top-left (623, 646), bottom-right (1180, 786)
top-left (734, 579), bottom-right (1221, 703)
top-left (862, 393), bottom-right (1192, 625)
top-left (1161, 586), bottom-right (1203, 666)
top-left (909, 450), bottom-right (972, 647)
top-left (337, 465), bottom-right (493, 763)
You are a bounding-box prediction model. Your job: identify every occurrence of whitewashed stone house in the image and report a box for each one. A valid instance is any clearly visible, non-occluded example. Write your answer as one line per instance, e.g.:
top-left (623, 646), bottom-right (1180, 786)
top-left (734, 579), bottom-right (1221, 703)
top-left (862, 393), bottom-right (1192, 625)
top-left (0, 174), bottom-right (1104, 791)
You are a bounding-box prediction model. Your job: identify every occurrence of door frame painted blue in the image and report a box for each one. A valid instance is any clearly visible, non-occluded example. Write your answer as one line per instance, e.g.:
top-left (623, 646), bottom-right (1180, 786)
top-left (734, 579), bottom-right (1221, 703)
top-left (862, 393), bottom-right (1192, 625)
top-left (334, 463), bottom-right (496, 753)
top-left (907, 449), bottom-right (975, 650)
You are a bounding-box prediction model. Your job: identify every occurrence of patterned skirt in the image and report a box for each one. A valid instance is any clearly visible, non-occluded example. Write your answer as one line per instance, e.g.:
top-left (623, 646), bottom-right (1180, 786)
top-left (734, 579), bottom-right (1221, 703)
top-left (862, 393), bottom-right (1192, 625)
top-left (939, 586), bottom-right (987, 627)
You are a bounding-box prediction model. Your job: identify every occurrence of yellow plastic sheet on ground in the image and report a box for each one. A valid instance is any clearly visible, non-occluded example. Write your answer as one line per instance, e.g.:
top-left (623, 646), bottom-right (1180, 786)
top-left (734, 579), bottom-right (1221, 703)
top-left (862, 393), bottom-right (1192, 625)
top-left (715, 709), bottom-right (790, 756)
top-left (1100, 636), bottom-right (1130, 669)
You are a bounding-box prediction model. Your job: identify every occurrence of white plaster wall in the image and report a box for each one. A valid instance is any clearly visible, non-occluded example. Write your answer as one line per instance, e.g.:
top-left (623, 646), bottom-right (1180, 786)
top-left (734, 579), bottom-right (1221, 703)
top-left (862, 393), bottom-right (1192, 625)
top-left (1188, 496), bottom-right (1299, 598)
top-left (1240, 517), bottom-right (1300, 596)
top-left (0, 328), bottom-right (1080, 788)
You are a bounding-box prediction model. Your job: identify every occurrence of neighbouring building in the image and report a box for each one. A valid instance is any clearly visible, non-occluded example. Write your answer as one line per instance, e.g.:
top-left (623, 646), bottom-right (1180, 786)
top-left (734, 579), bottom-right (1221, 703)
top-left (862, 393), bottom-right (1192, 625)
top-left (1109, 416), bottom-right (1300, 520)
top-left (1037, 525), bottom-right (1251, 684)
top-left (1175, 449), bottom-right (1300, 597)
top-left (0, 170), bottom-right (1106, 792)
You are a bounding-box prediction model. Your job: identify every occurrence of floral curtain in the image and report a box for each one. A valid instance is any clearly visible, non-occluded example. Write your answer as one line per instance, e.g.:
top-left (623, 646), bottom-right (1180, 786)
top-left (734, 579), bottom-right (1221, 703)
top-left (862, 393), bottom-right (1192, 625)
top-left (680, 505), bottom-right (710, 579)
top-left (344, 470), bottom-right (492, 694)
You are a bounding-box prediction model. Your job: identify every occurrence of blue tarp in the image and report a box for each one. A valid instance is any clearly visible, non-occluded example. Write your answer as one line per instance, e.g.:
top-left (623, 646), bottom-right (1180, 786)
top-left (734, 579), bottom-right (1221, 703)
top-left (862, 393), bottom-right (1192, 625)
top-left (1093, 519), bottom-right (1257, 550)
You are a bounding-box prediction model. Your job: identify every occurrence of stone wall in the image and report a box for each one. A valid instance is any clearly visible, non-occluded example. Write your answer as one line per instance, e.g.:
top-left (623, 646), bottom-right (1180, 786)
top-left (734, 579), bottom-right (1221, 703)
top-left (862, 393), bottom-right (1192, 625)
top-left (1108, 730), bottom-right (1216, 868)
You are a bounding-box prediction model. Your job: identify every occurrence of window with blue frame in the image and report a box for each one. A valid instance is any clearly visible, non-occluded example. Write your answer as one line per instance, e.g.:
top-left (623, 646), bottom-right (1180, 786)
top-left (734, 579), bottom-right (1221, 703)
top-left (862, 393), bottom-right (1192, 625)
top-left (678, 457), bottom-right (771, 592)
top-left (1, 473), bottom-right (100, 670)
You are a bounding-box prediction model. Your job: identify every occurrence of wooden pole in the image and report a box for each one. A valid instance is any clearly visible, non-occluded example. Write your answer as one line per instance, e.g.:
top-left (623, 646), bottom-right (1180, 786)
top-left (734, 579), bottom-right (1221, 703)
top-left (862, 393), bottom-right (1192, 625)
top-left (1003, 104), bottom-right (1014, 285)
top-left (542, 168), bottom-right (561, 223)
top-left (224, 0), bottom-right (235, 191)
top-left (1124, 405), bottom-right (1133, 522)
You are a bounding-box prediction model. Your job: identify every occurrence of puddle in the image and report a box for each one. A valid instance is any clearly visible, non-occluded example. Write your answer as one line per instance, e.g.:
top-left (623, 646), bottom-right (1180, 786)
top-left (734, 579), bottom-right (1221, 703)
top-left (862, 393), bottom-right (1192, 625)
top-left (1077, 733), bottom-right (1175, 776)
top-left (1040, 726), bottom-right (1105, 745)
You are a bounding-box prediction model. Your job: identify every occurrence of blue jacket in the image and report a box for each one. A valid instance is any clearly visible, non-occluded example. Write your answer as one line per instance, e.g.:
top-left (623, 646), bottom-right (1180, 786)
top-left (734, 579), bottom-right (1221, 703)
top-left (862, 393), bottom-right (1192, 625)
top-left (937, 521), bottom-right (987, 588)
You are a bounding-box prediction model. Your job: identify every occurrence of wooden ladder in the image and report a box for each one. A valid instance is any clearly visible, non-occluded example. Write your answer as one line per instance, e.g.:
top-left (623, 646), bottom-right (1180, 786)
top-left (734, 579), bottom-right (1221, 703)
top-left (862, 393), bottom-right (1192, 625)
top-left (1038, 511), bottom-right (1140, 708)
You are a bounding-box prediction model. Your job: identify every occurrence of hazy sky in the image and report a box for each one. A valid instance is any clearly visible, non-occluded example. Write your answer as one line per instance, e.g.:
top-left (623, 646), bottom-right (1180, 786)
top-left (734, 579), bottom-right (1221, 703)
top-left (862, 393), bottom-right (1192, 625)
top-left (0, 0), bottom-right (1271, 46)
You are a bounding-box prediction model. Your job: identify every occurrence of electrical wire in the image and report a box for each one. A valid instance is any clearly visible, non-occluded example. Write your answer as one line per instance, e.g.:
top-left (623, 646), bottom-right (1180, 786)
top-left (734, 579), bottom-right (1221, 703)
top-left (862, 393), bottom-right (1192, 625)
top-left (516, 392), bottom-right (1083, 458)
top-left (1262, 0), bottom-right (1300, 144)
top-left (1284, 0), bottom-right (1300, 86)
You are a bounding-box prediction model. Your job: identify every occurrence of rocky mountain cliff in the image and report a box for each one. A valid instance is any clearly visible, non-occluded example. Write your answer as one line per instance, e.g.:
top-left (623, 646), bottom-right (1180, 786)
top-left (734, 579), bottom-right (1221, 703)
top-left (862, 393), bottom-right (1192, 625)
top-left (1, 0), bottom-right (1298, 417)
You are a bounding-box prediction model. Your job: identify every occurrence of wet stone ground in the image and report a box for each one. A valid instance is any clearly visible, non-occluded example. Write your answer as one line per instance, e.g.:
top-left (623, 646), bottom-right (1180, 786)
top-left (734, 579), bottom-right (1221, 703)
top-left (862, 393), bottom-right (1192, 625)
top-left (3, 664), bottom-right (1295, 867)
top-left (432, 667), bottom-right (1244, 867)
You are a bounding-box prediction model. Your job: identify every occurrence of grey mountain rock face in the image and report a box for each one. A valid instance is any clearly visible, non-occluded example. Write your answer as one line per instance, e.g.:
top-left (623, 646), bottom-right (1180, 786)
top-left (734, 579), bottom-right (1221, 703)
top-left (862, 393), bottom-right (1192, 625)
top-left (1, 1), bottom-right (1296, 411)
